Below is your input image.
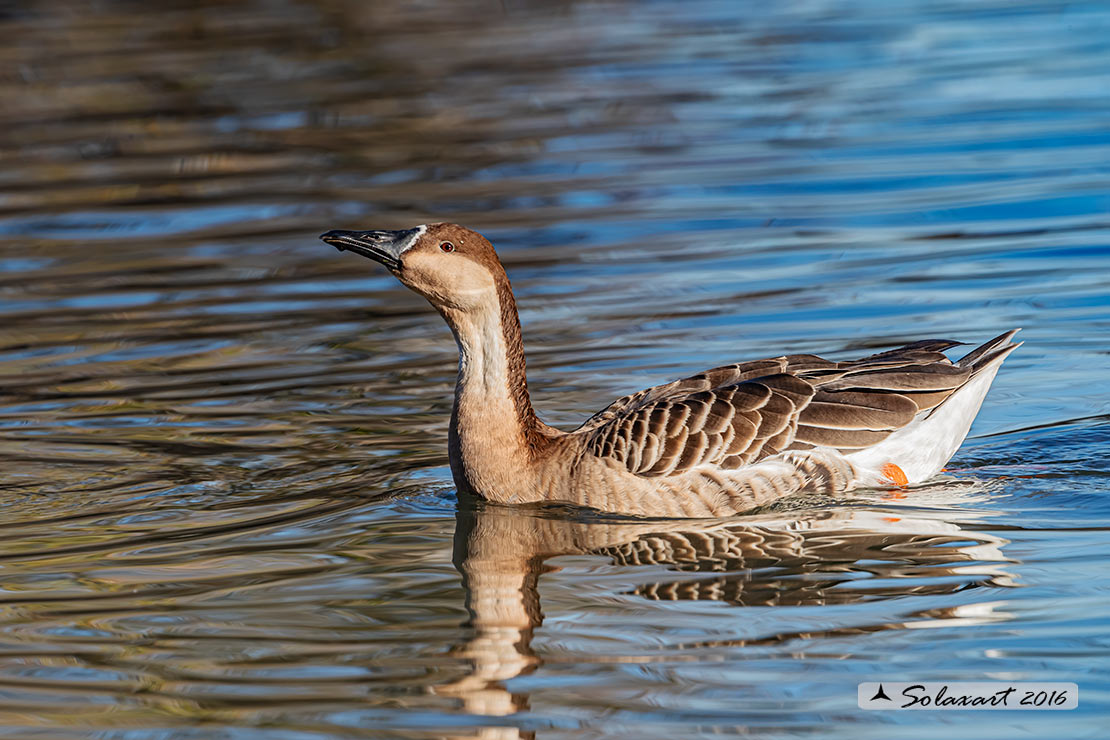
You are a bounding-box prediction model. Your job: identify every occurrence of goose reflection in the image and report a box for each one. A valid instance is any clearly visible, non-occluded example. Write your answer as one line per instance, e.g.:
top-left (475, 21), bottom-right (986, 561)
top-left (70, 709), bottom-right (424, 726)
top-left (435, 496), bottom-right (1016, 723)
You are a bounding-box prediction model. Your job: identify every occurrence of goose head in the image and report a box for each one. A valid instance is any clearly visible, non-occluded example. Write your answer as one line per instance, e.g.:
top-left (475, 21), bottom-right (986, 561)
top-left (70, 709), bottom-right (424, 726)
top-left (320, 223), bottom-right (504, 312)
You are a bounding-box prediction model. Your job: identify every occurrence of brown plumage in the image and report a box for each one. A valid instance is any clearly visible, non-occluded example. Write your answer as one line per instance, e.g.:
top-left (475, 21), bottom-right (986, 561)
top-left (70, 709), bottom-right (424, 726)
top-left (579, 332), bottom-right (1016, 477)
top-left (322, 222), bottom-right (1021, 517)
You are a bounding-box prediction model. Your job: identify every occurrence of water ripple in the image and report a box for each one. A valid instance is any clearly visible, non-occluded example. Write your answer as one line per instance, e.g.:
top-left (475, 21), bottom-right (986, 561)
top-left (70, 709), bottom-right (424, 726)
top-left (0, 0), bottom-right (1108, 737)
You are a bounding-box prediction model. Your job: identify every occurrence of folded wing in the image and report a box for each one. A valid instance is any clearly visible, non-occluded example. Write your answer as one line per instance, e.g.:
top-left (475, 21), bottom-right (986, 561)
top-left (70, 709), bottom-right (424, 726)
top-left (582, 335), bottom-right (1014, 478)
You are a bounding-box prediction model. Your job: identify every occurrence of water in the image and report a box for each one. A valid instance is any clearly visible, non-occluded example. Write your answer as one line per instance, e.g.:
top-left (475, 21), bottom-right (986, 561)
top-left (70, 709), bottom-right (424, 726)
top-left (1, 0), bottom-right (1108, 737)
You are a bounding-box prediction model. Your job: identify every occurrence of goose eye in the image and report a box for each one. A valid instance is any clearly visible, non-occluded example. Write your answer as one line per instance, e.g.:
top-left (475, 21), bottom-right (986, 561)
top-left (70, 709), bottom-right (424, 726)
top-left (440, 242), bottom-right (455, 253)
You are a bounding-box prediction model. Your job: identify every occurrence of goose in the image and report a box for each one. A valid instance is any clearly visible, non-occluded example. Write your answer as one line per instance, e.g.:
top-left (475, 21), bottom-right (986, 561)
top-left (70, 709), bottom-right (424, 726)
top-left (321, 223), bottom-right (1020, 518)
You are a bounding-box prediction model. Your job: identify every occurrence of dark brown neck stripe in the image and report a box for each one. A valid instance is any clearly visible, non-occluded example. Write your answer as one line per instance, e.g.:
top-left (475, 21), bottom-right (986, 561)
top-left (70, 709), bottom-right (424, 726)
top-left (495, 275), bottom-right (546, 455)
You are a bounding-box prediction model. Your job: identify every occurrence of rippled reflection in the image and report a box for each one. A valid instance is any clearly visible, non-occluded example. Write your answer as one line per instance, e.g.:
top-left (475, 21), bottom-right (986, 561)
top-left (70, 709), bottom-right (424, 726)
top-left (442, 498), bottom-right (1016, 720)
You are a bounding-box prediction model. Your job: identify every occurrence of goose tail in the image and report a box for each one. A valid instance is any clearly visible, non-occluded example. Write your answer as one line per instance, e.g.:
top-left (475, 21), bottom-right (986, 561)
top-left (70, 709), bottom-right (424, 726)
top-left (847, 329), bottom-right (1021, 485)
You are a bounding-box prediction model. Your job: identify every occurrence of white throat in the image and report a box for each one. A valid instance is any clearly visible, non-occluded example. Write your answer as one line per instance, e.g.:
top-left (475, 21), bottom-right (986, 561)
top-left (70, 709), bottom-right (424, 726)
top-left (452, 299), bottom-right (511, 398)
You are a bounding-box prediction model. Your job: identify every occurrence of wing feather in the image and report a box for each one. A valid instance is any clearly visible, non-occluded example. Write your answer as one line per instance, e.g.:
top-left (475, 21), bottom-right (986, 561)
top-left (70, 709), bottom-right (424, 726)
top-left (582, 335), bottom-right (1005, 476)
top-left (793, 425), bottom-right (891, 449)
top-left (823, 364), bottom-right (969, 392)
top-left (728, 409), bottom-right (759, 455)
top-left (802, 391), bottom-right (917, 430)
top-left (649, 425), bottom-right (689, 475)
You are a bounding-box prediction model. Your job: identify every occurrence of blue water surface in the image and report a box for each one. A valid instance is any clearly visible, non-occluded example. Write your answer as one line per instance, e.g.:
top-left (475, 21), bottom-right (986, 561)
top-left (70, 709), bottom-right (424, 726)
top-left (0, 0), bottom-right (1107, 738)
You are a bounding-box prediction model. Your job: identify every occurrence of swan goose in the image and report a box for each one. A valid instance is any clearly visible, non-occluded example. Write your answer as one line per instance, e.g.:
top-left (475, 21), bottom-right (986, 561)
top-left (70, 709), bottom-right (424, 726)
top-left (321, 223), bottom-right (1020, 518)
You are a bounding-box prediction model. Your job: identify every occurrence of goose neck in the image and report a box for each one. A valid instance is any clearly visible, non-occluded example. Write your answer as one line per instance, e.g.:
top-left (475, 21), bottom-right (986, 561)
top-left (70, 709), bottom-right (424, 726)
top-left (442, 280), bottom-right (544, 499)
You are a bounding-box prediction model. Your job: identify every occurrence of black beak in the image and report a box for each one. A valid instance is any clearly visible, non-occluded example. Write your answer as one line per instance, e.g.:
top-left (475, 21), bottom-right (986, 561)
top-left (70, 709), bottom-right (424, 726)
top-left (320, 228), bottom-right (419, 270)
